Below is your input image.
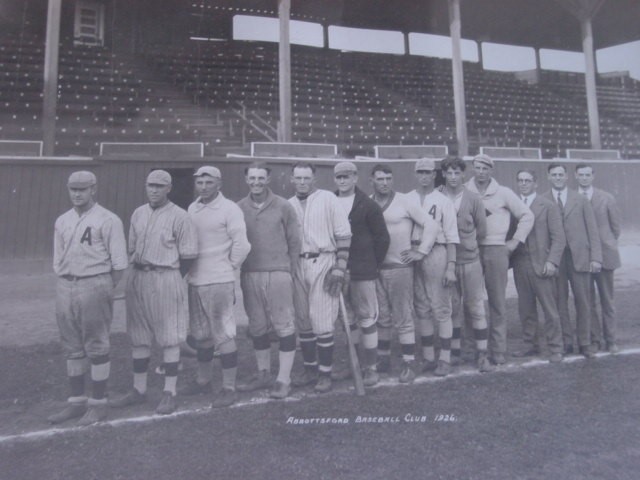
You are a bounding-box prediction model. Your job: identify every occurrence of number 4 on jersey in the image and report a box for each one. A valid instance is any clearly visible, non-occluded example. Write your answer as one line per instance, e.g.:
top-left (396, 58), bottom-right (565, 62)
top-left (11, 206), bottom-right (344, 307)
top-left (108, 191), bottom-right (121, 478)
top-left (428, 205), bottom-right (437, 220)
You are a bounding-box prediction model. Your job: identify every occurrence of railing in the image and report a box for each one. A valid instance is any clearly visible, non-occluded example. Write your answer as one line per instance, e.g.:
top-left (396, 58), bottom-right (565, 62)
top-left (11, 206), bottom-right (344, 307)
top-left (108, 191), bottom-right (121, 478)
top-left (230, 101), bottom-right (277, 144)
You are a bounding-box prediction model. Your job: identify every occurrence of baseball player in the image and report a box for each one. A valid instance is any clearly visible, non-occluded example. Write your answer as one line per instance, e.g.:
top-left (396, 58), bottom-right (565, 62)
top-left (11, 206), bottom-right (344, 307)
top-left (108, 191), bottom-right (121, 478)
top-left (48, 171), bottom-right (127, 425)
top-left (575, 164), bottom-right (621, 354)
top-left (465, 154), bottom-right (534, 365)
top-left (237, 162), bottom-right (301, 399)
top-left (544, 163), bottom-right (602, 357)
top-left (439, 157), bottom-right (493, 372)
top-left (332, 161), bottom-right (390, 387)
top-left (510, 169), bottom-right (566, 363)
top-left (178, 166), bottom-right (251, 408)
top-left (110, 170), bottom-right (198, 415)
top-left (289, 162), bottom-right (352, 394)
top-left (371, 164), bottom-right (438, 383)
top-left (405, 158), bottom-right (459, 377)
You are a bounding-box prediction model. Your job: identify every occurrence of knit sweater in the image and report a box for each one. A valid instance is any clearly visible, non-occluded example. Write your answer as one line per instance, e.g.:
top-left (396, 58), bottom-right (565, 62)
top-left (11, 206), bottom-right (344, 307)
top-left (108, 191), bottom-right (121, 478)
top-left (237, 188), bottom-right (301, 273)
top-left (465, 178), bottom-right (533, 246)
top-left (439, 186), bottom-right (487, 264)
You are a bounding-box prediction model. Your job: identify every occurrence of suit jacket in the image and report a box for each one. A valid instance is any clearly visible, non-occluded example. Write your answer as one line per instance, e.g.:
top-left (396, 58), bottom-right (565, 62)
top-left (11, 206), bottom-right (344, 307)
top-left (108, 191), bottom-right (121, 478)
top-left (543, 189), bottom-right (602, 272)
top-left (590, 188), bottom-right (621, 270)
top-left (512, 195), bottom-right (566, 277)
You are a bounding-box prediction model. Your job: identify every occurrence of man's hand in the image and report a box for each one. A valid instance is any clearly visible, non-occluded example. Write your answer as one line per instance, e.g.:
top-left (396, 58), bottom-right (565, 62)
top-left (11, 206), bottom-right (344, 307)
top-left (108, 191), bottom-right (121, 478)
top-left (505, 239), bottom-right (520, 254)
top-left (400, 249), bottom-right (424, 264)
top-left (590, 261), bottom-right (602, 274)
top-left (323, 268), bottom-right (345, 297)
top-left (541, 261), bottom-right (557, 277)
top-left (443, 263), bottom-right (457, 287)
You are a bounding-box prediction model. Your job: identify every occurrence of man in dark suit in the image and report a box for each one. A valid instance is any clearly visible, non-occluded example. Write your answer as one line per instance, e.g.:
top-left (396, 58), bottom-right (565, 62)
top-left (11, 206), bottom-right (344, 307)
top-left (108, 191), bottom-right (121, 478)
top-left (544, 163), bottom-right (602, 358)
top-left (511, 170), bottom-right (566, 362)
top-left (575, 164), bottom-right (622, 354)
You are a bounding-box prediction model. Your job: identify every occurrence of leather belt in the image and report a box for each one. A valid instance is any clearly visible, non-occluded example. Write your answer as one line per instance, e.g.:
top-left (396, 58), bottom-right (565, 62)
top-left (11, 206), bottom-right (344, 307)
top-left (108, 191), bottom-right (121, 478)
top-left (133, 263), bottom-right (174, 272)
top-left (299, 252), bottom-right (321, 259)
top-left (60, 273), bottom-right (106, 281)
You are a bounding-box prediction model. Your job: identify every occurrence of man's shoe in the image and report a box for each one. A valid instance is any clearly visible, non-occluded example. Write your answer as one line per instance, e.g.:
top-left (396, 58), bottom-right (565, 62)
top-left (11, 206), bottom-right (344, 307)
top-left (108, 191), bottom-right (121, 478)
top-left (48, 402), bottom-right (87, 424)
top-left (77, 401), bottom-right (108, 426)
top-left (314, 375), bottom-right (332, 393)
top-left (491, 353), bottom-right (506, 365)
top-left (608, 343), bottom-right (620, 355)
top-left (591, 341), bottom-right (602, 352)
top-left (155, 391), bottom-right (176, 415)
top-left (461, 351), bottom-right (476, 364)
top-left (269, 381), bottom-right (291, 399)
top-left (377, 355), bottom-right (391, 374)
top-left (236, 370), bottom-right (272, 392)
top-left (331, 368), bottom-right (352, 381)
top-left (108, 389), bottom-right (147, 408)
top-left (292, 368), bottom-right (318, 388)
top-left (422, 359), bottom-right (437, 373)
top-left (580, 346), bottom-right (596, 359)
top-left (399, 361), bottom-right (417, 384)
top-left (477, 351), bottom-right (494, 372)
top-left (155, 362), bottom-right (184, 375)
top-left (212, 388), bottom-right (237, 408)
top-left (178, 380), bottom-right (213, 396)
top-left (450, 355), bottom-right (463, 367)
top-left (548, 352), bottom-right (563, 363)
top-left (363, 367), bottom-right (379, 387)
top-left (511, 347), bottom-right (539, 358)
top-left (434, 360), bottom-right (451, 377)
top-left (563, 345), bottom-right (574, 355)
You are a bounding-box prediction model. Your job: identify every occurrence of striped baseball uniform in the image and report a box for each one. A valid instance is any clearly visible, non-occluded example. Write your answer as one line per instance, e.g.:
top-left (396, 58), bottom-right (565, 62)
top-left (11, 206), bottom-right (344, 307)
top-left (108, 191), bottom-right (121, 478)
top-left (127, 201), bottom-right (198, 348)
top-left (54, 203), bottom-right (127, 359)
top-left (405, 189), bottom-right (459, 364)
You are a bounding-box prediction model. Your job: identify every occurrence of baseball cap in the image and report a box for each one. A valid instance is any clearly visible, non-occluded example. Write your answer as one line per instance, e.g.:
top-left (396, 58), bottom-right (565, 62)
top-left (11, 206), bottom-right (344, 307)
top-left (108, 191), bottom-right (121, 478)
top-left (414, 158), bottom-right (436, 171)
top-left (334, 161), bottom-right (358, 175)
top-left (473, 154), bottom-right (494, 168)
top-left (193, 166), bottom-right (221, 178)
top-left (67, 171), bottom-right (96, 188)
top-left (146, 169), bottom-right (172, 185)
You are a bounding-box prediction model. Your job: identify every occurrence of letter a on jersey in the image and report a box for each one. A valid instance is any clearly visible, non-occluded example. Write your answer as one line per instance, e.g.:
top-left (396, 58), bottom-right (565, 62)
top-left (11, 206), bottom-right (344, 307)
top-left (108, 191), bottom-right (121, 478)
top-left (80, 227), bottom-right (92, 245)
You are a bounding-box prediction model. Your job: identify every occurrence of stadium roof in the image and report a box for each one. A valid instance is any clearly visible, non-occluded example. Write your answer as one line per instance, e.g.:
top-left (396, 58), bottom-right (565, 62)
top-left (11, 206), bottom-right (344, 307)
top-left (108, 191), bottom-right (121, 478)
top-left (191, 0), bottom-right (640, 51)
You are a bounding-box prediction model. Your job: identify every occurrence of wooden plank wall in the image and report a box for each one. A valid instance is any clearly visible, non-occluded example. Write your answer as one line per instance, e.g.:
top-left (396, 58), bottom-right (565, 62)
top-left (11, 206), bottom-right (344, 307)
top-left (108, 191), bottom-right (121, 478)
top-left (1, 156), bottom-right (639, 259)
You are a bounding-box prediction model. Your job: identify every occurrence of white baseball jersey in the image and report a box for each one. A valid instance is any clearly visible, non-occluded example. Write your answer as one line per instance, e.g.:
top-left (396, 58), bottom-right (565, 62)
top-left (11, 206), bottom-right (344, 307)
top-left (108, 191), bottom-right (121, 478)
top-left (405, 189), bottom-right (460, 245)
top-left (54, 203), bottom-right (128, 277)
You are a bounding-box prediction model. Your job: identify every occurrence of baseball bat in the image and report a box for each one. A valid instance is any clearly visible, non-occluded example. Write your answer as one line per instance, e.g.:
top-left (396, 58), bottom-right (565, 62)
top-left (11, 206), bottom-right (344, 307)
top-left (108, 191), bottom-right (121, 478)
top-left (339, 293), bottom-right (366, 396)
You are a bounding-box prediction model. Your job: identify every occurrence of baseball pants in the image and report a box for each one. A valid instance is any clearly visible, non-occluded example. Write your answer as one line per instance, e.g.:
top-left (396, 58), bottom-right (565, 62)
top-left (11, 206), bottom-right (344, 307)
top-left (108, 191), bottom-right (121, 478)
top-left (241, 271), bottom-right (296, 338)
top-left (343, 278), bottom-right (378, 330)
top-left (56, 273), bottom-right (113, 359)
top-left (452, 259), bottom-right (488, 352)
top-left (189, 282), bottom-right (236, 349)
top-left (479, 245), bottom-right (509, 355)
top-left (414, 244), bottom-right (453, 340)
top-left (293, 253), bottom-right (338, 336)
top-left (126, 268), bottom-right (188, 348)
top-left (376, 266), bottom-right (416, 338)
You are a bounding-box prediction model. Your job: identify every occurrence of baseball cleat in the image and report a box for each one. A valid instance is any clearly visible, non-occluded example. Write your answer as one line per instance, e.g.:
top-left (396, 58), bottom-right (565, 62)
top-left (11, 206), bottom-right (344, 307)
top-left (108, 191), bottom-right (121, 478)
top-left (47, 402), bottom-right (87, 424)
top-left (236, 370), bottom-right (272, 392)
top-left (376, 355), bottom-right (391, 374)
top-left (77, 403), bottom-right (108, 426)
top-left (434, 360), bottom-right (451, 377)
top-left (363, 367), bottom-right (379, 387)
top-left (477, 351), bottom-right (494, 372)
top-left (330, 368), bottom-right (352, 381)
top-left (292, 368), bottom-right (318, 387)
top-left (398, 361), bottom-right (417, 384)
top-left (212, 388), bottom-right (237, 408)
top-left (269, 381), bottom-right (291, 399)
top-left (178, 380), bottom-right (213, 396)
top-left (313, 375), bottom-right (332, 393)
top-left (155, 362), bottom-right (184, 375)
top-left (155, 391), bottom-right (177, 415)
top-left (421, 359), bottom-right (437, 373)
top-left (108, 388), bottom-right (147, 408)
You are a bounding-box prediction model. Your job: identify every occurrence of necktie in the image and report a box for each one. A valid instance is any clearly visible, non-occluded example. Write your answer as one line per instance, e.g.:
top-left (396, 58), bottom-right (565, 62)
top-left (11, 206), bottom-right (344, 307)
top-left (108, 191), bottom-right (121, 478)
top-left (557, 191), bottom-right (564, 211)
top-left (522, 196), bottom-right (528, 205)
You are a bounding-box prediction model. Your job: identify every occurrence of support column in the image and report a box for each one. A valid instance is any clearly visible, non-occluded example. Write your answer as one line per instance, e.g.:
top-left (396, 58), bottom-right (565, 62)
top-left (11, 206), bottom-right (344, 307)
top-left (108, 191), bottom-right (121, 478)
top-left (278, 0), bottom-right (292, 143)
top-left (448, 0), bottom-right (468, 156)
top-left (323, 24), bottom-right (329, 49)
top-left (580, 17), bottom-right (601, 149)
top-left (404, 32), bottom-right (411, 56)
top-left (42, 0), bottom-right (62, 156)
top-left (534, 48), bottom-right (542, 83)
top-left (477, 41), bottom-right (483, 68)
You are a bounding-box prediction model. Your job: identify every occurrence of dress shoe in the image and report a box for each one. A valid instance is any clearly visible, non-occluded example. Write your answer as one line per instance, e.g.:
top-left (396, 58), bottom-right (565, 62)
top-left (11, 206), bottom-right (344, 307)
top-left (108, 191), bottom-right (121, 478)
top-left (607, 343), bottom-right (620, 355)
top-left (563, 345), bottom-right (574, 355)
top-left (579, 346), bottom-right (596, 359)
top-left (511, 347), bottom-right (539, 358)
top-left (548, 352), bottom-right (563, 363)
top-left (491, 353), bottom-right (506, 365)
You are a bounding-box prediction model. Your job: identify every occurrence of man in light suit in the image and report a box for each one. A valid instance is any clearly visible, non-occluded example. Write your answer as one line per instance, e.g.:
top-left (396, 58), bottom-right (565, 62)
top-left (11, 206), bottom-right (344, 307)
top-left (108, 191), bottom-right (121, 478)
top-left (511, 170), bottom-right (566, 363)
top-left (544, 163), bottom-right (602, 358)
top-left (575, 164), bottom-right (622, 354)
